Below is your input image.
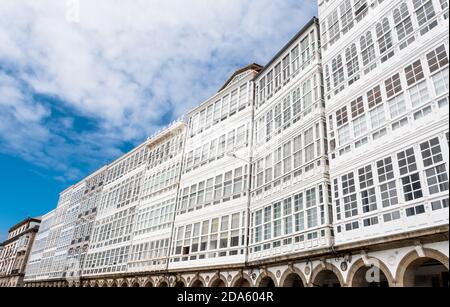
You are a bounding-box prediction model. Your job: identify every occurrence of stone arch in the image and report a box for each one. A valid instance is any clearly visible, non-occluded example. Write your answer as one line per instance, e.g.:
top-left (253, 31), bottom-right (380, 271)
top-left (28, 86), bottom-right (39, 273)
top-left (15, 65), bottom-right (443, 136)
top-left (230, 273), bottom-right (253, 287)
top-left (143, 280), bottom-right (154, 288)
top-left (209, 274), bottom-right (228, 287)
top-left (174, 277), bottom-right (187, 288)
top-left (255, 271), bottom-right (278, 287)
top-left (189, 276), bottom-right (206, 287)
top-left (110, 281), bottom-right (118, 288)
top-left (310, 262), bottom-right (345, 287)
top-left (280, 267), bottom-right (307, 287)
top-left (396, 248), bottom-right (449, 287)
top-left (156, 278), bottom-right (169, 288)
top-left (131, 281), bottom-right (140, 288)
top-left (346, 258), bottom-right (394, 287)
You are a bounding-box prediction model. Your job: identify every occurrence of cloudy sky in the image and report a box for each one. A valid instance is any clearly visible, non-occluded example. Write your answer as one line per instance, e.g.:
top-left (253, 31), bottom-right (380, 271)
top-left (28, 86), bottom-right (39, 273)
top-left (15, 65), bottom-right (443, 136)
top-left (0, 0), bottom-right (316, 240)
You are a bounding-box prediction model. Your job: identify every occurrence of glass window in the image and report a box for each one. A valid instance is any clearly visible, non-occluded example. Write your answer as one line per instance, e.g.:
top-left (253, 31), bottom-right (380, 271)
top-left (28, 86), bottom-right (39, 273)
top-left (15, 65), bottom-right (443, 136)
top-left (402, 173), bottom-right (423, 201)
top-left (328, 9), bottom-right (341, 45)
top-left (340, 0), bottom-right (354, 34)
top-left (393, 3), bottom-right (415, 49)
top-left (370, 105), bottom-right (386, 129)
top-left (346, 43), bottom-right (360, 84)
top-left (426, 164), bottom-right (449, 194)
top-left (359, 165), bottom-right (374, 189)
top-left (413, 0), bottom-right (437, 35)
top-left (354, 0), bottom-right (368, 21)
top-left (385, 73), bottom-right (402, 99)
top-left (380, 181), bottom-right (399, 208)
top-left (351, 96), bottom-right (365, 118)
top-left (427, 45), bottom-right (449, 74)
top-left (361, 188), bottom-right (377, 213)
top-left (397, 148), bottom-right (417, 176)
top-left (336, 106), bottom-right (348, 127)
top-left (377, 157), bottom-right (395, 183)
top-left (405, 60), bottom-right (425, 86)
top-left (353, 115), bottom-right (367, 138)
top-left (367, 85), bottom-right (383, 109)
top-left (338, 125), bottom-right (351, 146)
top-left (332, 55), bottom-right (345, 88)
top-left (344, 194), bottom-right (358, 218)
top-left (376, 18), bottom-right (394, 61)
top-left (291, 45), bottom-right (300, 73)
top-left (420, 138), bottom-right (443, 167)
top-left (409, 80), bottom-right (430, 108)
top-left (360, 31), bottom-right (377, 73)
top-left (389, 93), bottom-right (407, 118)
top-left (432, 69), bottom-right (449, 96)
top-left (342, 172), bottom-right (356, 195)
top-left (431, 198), bottom-right (449, 211)
top-left (406, 204), bottom-right (426, 217)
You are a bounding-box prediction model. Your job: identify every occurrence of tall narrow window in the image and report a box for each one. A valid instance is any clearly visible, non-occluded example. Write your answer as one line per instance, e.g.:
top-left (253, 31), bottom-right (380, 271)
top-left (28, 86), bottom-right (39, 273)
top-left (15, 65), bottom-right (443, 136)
top-left (291, 45), bottom-right (300, 74)
top-left (303, 79), bottom-right (313, 110)
top-left (213, 100), bottom-right (221, 123)
top-left (283, 95), bottom-right (292, 126)
top-left (354, 0), bottom-right (368, 21)
top-left (440, 0), bottom-right (449, 19)
top-left (370, 105), bottom-right (386, 129)
top-left (332, 55), bottom-right (344, 90)
top-left (328, 9), bottom-right (340, 46)
top-left (376, 18), bottom-right (394, 62)
top-left (239, 84), bottom-right (248, 109)
top-left (292, 87), bottom-right (301, 118)
top-left (421, 138), bottom-right (449, 194)
top-left (393, 3), bottom-right (415, 49)
top-left (409, 80), bottom-right (430, 108)
top-left (275, 63), bottom-right (282, 89)
top-left (230, 90), bottom-right (238, 114)
top-left (353, 115), bottom-right (367, 138)
top-left (300, 35), bottom-right (310, 68)
top-left (346, 43), bottom-right (360, 85)
top-left (267, 71), bottom-right (274, 96)
top-left (259, 77), bottom-right (266, 105)
top-left (351, 96), bottom-right (365, 118)
top-left (283, 55), bottom-right (291, 81)
top-left (360, 31), bottom-right (377, 74)
top-left (221, 95), bottom-right (229, 118)
top-left (340, 0), bottom-right (354, 34)
top-left (336, 106), bottom-right (349, 127)
top-left (389, 94), bottom-right (407, 119)
top-left (413, 0), bottom-right (437, 35)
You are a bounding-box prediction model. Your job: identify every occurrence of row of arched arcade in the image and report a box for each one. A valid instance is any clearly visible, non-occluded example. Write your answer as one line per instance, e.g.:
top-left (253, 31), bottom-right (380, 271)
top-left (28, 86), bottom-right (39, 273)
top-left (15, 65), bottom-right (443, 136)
top-left (25, 246), bottom-right (449, 288)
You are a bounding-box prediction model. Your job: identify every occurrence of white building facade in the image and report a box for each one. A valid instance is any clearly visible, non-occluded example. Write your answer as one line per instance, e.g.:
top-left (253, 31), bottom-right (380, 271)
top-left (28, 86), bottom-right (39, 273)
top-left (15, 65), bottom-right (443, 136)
top-left (168, 65), bottom-right (260, 281)
top-left (128, 122), bottom-right (186, 277)
top-left (0, 218), bottom-right (41, 287)
top-left (22, 0), bottom-right (449, 288)
top-left (24, 211), bottom-right (54, 283)
top-left (250, 18), bottom-right (333, 265)
top-left (319, 0), bottom-right (449, 287)
top-left (82, 142), bottom-right (149, 278)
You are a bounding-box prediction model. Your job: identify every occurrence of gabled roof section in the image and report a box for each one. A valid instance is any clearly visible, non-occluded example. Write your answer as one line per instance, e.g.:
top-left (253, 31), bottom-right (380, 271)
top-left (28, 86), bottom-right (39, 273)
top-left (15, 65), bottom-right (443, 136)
top-left (218, 63), bottom-right (263, 92)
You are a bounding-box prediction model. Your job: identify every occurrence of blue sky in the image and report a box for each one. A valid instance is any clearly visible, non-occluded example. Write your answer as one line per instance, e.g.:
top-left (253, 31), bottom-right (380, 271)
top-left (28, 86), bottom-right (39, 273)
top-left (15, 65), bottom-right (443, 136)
top-left (0, 0), bottom-right (317, 241)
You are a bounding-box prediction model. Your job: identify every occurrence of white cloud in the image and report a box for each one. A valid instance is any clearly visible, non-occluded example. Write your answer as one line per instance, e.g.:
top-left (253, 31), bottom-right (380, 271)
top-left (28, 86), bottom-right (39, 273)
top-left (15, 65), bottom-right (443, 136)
top-left (0, 0), bottom-right (316, 181)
